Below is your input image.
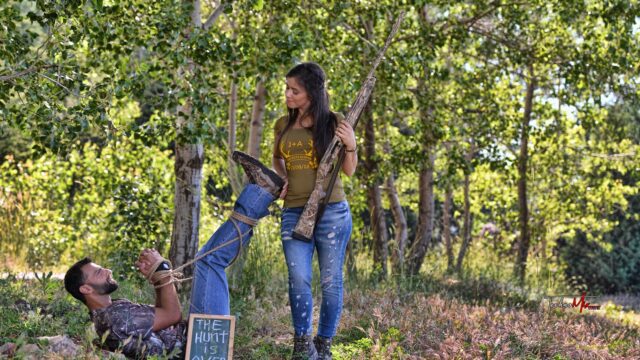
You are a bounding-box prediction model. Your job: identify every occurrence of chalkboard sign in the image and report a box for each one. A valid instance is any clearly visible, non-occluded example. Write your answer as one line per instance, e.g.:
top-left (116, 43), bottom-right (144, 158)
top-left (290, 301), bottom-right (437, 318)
top-left (185, 314), bottom-right (235, 360)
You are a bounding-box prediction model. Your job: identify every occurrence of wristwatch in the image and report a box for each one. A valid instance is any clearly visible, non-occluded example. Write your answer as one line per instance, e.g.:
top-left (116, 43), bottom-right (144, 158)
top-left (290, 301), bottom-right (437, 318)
top-left (155, 261), bottom-right (171, 272)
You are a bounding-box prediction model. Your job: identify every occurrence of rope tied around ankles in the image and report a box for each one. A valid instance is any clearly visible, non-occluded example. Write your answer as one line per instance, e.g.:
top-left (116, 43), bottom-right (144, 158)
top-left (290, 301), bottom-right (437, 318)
top-left (147, 210), bottom-right (258, 289)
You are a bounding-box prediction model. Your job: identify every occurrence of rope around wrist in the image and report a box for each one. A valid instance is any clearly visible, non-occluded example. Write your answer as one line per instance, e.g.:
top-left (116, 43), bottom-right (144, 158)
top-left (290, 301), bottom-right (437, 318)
top-left (146, 258), bottom-right (182, 289)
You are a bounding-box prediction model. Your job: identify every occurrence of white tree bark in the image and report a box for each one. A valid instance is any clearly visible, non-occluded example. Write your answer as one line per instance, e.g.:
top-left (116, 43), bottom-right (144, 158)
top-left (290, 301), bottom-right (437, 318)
top-left (169, 0), bottom-right (223, 279)
top-left (247, 79), bottom-right (267, 159)
top-left (170, 142), bottom-right (204, 279)
top-left (386, 172), bottom-right (408, 274)
top-left (443, 186), bottom-right (454, 271)
top-left (456, 141), bottom-right (474, 273)
top-left (515, 65), bottom-right (536, 283)
top-left (364, 99), bottom-right (388, 277)
top-left (227, 76), bottom-right (242, 195)
top-left (407, 150), bottom-right (435, 275)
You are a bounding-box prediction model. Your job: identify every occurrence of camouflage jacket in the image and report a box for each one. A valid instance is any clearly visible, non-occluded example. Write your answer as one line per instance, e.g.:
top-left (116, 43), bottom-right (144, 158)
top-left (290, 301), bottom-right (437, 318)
top-left (90, 299), bottom-right (186, 359)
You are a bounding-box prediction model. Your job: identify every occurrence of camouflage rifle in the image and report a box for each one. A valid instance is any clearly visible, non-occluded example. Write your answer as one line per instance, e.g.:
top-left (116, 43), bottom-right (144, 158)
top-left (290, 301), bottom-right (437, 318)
top-left (292, 12), bottom-right (405, 242)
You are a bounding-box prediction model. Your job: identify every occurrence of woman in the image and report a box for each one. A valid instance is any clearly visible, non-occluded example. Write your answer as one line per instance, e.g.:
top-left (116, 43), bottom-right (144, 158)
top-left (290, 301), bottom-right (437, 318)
top-left (273, 62), bottom-right (357, 360)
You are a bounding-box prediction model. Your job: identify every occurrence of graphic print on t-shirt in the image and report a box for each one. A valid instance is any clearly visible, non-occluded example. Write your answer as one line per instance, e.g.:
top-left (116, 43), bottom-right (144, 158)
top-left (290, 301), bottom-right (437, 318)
top-left (279, 138), bottom-right (318, 171)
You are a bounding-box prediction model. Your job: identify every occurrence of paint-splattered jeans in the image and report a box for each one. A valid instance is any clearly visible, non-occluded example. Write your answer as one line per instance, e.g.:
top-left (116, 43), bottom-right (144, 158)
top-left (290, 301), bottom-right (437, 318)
top-left (189, 184), bottom-right (275, 316)
top-left (281, 201), bottom-right (352, 338)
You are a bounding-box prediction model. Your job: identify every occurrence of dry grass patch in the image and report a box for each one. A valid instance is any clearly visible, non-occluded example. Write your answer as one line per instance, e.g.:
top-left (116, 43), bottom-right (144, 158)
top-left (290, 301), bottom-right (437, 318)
top-left (337, 287), bottom-right (640, 359)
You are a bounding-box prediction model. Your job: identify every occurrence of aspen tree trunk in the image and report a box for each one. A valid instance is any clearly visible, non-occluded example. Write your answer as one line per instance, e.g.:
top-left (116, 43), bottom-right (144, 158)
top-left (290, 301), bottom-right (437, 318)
top-left (230, 79), bottom-right (267, 281)
top-left (346, 242), bottom-right (357, 282)
top-left (226, 75), bottom-right (245, 288)
top-left (515, 64), bottom-right (536, 284)
top-left (247, 79), bottom-right (267, 159)
top-left (169, 0), bottom-right (223, 281)
top-left (382, 123), bottom-right (408, 274)
top-left (407, 149), bottom-right (435, 275)
top-left (169, 1), bottom-right (203, 280)
top-left (455, 142), bottom-right (474, 273)
top-left (443, 186), bottom-right (454, 272)
top-left (360, 16), bottom-right (389, 277)
top-left (227, 76), bottom-right (242, 195)
top-left (406, 6), bottom-right (440, 276)
top-left (227, 18), bottom-right (242, 195)
top-left (387, 172), bottom-right (408, 274)
top-left (170, 73), bottom-right (204, 281)
top-left (541, 226), bottom-right (547, 269)
top-left (363, 98), bottom-right (388, 277)
top-left (170, 142), bottom-right (204, 280)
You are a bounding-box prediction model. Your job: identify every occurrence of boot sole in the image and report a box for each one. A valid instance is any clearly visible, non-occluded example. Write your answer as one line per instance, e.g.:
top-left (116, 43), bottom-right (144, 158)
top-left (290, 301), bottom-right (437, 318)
top-left (232, 151), bottom-right (285, 191)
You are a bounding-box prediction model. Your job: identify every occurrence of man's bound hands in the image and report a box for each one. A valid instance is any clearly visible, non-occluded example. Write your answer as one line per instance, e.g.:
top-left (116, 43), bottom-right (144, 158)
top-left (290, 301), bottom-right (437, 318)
top-left (136, 248), bottom-right (163, 278)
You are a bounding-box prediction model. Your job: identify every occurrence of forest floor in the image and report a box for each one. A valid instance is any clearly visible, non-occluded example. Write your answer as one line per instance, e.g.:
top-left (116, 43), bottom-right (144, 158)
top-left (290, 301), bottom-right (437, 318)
top-left (1, 272), bottom-right (639, 359)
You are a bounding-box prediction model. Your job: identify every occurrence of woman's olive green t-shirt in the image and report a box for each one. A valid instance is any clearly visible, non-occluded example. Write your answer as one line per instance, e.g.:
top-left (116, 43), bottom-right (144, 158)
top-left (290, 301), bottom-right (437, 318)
top-left (274, 115), bottom-right (346, 208)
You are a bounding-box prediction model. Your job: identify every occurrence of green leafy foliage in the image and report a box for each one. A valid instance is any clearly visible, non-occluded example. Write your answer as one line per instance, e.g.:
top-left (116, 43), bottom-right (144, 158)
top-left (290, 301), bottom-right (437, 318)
top-left (558, 191), bottom-right (640, 294)
top-left (0, 135), bottom-right (173, 270)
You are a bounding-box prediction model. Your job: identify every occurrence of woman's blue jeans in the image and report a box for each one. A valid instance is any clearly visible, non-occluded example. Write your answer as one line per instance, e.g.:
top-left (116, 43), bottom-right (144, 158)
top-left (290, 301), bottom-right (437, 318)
top-left (281, 201), bottom-right (352, 338)
top-left (189, 184), bottom-right (275, 315)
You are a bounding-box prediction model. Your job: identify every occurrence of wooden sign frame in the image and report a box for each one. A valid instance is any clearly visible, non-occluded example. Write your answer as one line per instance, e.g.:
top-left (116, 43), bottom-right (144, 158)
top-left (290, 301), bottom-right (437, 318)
top-left (185, 314), bottom-right (235, 360)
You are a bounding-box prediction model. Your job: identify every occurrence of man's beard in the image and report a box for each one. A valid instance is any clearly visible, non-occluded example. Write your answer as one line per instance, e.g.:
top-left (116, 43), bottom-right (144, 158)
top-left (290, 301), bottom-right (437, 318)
top-left (91, 280), bottom-right (118, 295)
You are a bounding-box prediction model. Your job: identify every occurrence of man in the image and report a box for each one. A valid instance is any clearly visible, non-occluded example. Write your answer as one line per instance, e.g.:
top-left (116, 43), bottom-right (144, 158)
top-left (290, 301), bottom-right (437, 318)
top-left (64, 152), bottom-right (284, 359)
top-left (64, 253), bottom-right (185, 359)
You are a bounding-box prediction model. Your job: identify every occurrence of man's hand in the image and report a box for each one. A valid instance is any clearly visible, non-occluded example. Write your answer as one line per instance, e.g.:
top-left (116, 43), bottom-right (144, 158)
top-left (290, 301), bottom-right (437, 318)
top-left (135, 248), bottom-right (182, 331)
top-left (136, 248), bottom-right (163, 278)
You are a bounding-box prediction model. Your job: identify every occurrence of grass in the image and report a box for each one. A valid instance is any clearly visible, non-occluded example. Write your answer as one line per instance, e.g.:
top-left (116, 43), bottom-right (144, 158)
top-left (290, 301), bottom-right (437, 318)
top-left (228, 276), bottom-right (640, 359)
top-left (1, 269), bottom-right (639, 359)
top-left (2, 233), bottom-right (639, 359)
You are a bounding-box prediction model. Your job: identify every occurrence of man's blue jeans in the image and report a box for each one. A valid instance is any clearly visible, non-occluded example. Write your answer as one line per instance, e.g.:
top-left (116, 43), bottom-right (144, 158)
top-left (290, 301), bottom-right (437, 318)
top-left (189, 184), bottom-right (275, 315)
top-left (281, 201), bottom-right (352, 338)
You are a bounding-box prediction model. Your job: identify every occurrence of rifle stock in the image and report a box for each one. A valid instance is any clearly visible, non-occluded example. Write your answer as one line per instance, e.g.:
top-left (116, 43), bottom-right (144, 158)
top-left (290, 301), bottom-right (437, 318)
top-left (291, 12), bottom-right (405, 242)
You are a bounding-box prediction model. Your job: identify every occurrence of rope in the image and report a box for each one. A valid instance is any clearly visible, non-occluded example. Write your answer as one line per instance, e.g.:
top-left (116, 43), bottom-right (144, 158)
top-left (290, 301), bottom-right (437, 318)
top-left (147, 210), bottom-right (256, 289)
top-left (147, 258), bottom-right (173, 283)
top-left (230, 211), bottom-right (258, 227)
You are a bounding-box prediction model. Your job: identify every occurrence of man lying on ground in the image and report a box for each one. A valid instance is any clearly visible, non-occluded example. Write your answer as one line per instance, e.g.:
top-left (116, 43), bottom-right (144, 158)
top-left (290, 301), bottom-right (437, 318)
top-left (63, 151), bottom-right (284, 359)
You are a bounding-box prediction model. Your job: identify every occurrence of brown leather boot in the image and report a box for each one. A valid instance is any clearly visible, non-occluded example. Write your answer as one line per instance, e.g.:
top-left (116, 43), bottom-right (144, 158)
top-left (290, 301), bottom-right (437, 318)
top-left (232, 150), bottom-right (284, 198)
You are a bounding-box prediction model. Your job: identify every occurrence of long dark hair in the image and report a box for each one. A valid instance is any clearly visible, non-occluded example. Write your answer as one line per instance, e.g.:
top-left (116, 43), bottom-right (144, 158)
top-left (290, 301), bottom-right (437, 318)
top-left (283, 62), bottom-right (337, 159)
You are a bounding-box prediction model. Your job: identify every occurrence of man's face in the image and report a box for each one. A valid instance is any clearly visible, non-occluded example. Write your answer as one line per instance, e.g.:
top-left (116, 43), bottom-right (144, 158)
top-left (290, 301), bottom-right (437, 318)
top-left (82, 262), bottom-right (119, 295)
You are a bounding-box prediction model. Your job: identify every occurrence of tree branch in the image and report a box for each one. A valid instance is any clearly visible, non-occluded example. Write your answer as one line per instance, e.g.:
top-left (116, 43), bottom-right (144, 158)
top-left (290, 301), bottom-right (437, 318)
top-left (203, 1), bottom-right (228, 30)
top-left (452, 1), bottom-right (530, 30)
top-left (339, 21), bottom-right (377, 49)
top-left (588, 152), bottom-right (637, 159)
top-left (439, 0), bottom-right (501, 32)
top-left (391, 34), bottom-right (419, 45)
top-left (0, 65), bottom-right (54, 82)
top-left (468, 26), bottom-right (525, 52)
top-left (37, 72), bottom-right (72, 93)
top-left (566, 146), bottom-right (637, 160)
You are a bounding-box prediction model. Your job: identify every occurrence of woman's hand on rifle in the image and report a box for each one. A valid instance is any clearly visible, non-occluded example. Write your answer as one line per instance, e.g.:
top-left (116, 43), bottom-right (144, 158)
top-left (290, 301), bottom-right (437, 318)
top-left (336, 121), bottom-right (356, 151)
top-left (336, 121), bottom-right (357, 176)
